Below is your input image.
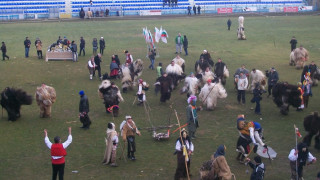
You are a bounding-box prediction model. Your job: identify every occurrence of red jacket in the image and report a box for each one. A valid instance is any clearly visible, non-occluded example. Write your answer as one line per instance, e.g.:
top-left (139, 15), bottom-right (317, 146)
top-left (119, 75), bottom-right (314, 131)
top-left (51, 144), bottom-right (67, 164)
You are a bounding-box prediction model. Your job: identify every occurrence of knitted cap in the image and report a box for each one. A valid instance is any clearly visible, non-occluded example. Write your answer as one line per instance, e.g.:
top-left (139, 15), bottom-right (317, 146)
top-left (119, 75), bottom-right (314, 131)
top-left (254, 156), bottom-right (262, 164)
top-left (79, 90), bottom-right (84, 96)
top-left (125, 115), bottom-right (132, 120)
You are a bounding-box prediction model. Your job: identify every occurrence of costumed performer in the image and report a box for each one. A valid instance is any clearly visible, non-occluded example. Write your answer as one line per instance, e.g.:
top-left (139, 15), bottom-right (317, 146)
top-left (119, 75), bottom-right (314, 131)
top-left (186, 95), bottom-right (201, 139)
top-left (36, 83), bottom-right (56, 118)
top-left (121, 116), bottom-right (141, 160)
top-left (102, 122), bottom-right (118, 167)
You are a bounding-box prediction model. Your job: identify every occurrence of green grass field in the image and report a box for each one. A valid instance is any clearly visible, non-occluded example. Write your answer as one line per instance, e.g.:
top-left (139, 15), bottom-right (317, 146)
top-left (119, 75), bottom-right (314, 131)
top-left (0, 15), bottom-right (320, 180)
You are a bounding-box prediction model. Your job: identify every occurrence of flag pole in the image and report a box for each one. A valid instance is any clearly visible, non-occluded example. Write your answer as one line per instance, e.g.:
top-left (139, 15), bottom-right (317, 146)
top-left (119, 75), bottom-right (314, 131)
top-left (294, 124), bottom-right (298, 180)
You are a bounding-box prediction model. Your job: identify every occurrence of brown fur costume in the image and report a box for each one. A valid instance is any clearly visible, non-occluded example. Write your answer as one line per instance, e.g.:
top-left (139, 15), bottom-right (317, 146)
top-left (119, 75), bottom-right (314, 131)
top-left (36, 84), bottom-right (56, 118)
top-left (303, 112), bottom-right (320, 150)
top-left (199, 155), bottom-right (235, 180)
top-left (290, 47), bottom-right (309, 69)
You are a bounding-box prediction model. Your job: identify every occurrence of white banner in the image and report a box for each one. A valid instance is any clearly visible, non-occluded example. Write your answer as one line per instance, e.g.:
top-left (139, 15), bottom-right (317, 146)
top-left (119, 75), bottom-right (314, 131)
top-left (139, 10), bottom-right (161, 16)
top-left (243, 7), bottom-right (257, 12)
top-left (298, 6), bottom-right (313, 11)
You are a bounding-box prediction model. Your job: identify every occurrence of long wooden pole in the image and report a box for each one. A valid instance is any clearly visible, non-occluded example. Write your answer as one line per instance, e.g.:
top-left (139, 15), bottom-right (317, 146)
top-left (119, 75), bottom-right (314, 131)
top-left (174, 109), bottom-right (190, 180)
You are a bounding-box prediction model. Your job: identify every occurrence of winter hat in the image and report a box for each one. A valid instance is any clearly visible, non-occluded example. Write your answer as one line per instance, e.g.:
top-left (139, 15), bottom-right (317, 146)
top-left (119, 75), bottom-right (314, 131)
top-left (253, 122), bottom-right (261, 130)
top-left (79, 90), bottom-right (84, 96)
top-left (254, 156), bottom-right (262, 164)
top-left (187, 95), bottom-right (197, 104)
top-left (125, 115), bottom-right (132, 120)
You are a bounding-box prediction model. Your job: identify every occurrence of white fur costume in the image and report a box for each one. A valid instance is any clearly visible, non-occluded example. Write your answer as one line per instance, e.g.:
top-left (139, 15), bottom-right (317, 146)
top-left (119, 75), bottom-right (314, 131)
top-left (172, 56), bottom-right (185, 67)
top-left (237, 16), bottom-right (246, 40)
top-left (223, 66), bottom-right (230, 78)
top-left (199, 82), bottom-right (227, 110)
top-left (249, 69), bottom-right (266, 91)
top-left (181, 76), bottom-right (200, 95)
top-left (290, 47), bottom-right (309, 69)
top-left (166, 63), bottom-right (183, 75)
top-left (202, 70), bottom-right (216, 84)
top-left (121, 65), bottom-right (133, 90)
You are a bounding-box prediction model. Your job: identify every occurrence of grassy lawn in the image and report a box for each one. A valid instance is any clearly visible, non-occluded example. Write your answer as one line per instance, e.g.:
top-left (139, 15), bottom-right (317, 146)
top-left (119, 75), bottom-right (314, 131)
top-left (0, 15), bottom-right (320, 179)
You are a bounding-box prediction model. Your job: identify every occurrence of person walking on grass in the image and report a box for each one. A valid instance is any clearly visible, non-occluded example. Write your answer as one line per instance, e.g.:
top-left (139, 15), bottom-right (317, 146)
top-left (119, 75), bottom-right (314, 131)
top-left (24, 37), bottom-right (31, 58)
top-left (79, 37), bottom-right (85, 56)
top-left (44, 127), bottom-right (72, 180)
top-left (1, 42), bottom-right (9, 60)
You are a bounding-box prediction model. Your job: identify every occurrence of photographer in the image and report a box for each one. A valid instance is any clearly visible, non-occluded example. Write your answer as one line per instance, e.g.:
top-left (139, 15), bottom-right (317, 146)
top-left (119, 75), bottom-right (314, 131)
top-left (265, 67), bottom-right (279, 97)
top-left (251, 83), bottom-right (263, 115)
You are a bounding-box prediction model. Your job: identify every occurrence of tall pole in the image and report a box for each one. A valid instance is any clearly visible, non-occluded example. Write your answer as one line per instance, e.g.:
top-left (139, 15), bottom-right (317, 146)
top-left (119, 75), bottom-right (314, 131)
top-left (294, 124), bottom-right (298, 180)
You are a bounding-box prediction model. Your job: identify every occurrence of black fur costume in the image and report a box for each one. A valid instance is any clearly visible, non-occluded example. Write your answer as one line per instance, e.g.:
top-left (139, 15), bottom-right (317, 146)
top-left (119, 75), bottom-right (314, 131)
top-left (303, 112), bottom-right (320, 150)
top-left (272, 82), bottom-right (301, 115)
top-left (0, 87), bottom-right (32, 121)
top-left (98, 82), bottom-right (122, 117)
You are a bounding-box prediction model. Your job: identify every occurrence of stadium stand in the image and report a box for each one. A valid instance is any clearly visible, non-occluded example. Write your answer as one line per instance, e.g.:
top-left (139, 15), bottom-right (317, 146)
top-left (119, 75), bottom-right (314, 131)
top-left (0, 0), bottom-right (311, 20)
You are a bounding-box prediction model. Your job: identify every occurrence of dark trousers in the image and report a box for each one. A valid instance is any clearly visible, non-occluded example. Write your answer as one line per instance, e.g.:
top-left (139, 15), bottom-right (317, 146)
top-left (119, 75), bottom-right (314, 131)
top-left (237, 90), bottom-right (246, 104)
top-left (2, 52), bottom-right (9, 60)
top-left (184, 47), bottom-right (188, 55)
top-left (228, 25), bottom-right (231, 30)
top-left (93, 67), bottom-right (101, 78)
top-left (52, 163), bottom-right (65, 180)
top-left (268, 85), bottom-right (273, 96)
top-left (255, 100), bottom-right (261, 113)
top-left (37, 50), bottom-right (43, 59)
top-left (100, 47), bottom-right (104, 55)
top-left (80, 113), bottom-right (91, 128)
top-left (79, 47), bottom-right (85, 56)
top-left (160, 92), bottom-right (171, 102)
top-left (127, 136), bottom-right (136, 157)
top-left (303, 95), bottom-right (309, 108)
top-left (174, 151), bottom-right (190, 180)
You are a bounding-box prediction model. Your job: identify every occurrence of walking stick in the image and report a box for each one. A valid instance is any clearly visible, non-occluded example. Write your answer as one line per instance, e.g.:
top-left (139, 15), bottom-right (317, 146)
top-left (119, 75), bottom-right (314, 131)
top-left (294, 124), bottom-right (299, 180)
top-left (174, 109), bottom-right (190, 180)
top-left (119, 140), bottom-right (127, 162)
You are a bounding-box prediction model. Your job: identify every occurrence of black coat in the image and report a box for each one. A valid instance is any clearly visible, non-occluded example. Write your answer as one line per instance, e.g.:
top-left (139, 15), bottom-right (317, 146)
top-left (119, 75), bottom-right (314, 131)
top-left (267, 71), bottom-right (279, 86)
top-left (1, 44), bottom-right (6, 53)
top-left (24, 40), bottom-right (31, 48)
top-left (99, 39), bottom-right (105, 49)
top-left (94, 55), bottom-right (102, 68)
top-left (80, 39), bottom-right (85, 48)
top-left (214, 62), bottom-right (226, 78)
top-left (183, 37), bottom-right (188, 48)
top-left (79, 95), bottom-right (89, 113)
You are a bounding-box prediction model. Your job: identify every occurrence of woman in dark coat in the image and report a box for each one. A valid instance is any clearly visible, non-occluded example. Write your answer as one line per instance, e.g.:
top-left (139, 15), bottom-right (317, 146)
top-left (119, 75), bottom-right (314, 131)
top-left (183, 35), bottom-right (188, 56)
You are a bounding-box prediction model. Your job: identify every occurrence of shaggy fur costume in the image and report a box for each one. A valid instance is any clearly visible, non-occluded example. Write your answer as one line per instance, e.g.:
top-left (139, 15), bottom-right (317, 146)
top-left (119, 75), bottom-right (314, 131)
top-left (131, 59), bottom-right (144, 86)
top-left (98, 80), bottom-right (124, 117)
top-left (290, 47), bottom-right (309, 69)
top-left (172, 56), bottom-right (186, 72)
top-left (303, 112), bottom-right (320, 150)
top-left (237, 16), bottom-right (246, 40)
top-left (121, 65), bottom-right (133, 92)
top-left (199, 155), bottom-right (234, 180)
top-left (181, 76), bottom-right (200, 96)
top-left (199, 82), bottom-right (227, 110)
top-left (249, 69), bottom-right (267, 91)
top-left (36, 85), bottom-right (56, 118)
top-left (201, 70), bottom-right (216, 85)
top-left (0, 87), bottom-right (32, 121)
top-left (272, 82), bottom-right (301, 115)
top-left (166, 63), bottom-right (185, 89)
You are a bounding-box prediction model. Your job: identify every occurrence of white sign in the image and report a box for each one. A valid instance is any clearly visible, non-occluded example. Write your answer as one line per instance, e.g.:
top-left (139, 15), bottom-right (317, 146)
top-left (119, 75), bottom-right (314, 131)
top-left (139, 10), bottom-right (162, 16)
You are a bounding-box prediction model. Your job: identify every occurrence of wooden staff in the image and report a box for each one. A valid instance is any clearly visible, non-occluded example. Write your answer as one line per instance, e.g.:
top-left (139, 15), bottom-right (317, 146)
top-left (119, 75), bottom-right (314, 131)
top-left (174, 109), bottom-right (190, 180)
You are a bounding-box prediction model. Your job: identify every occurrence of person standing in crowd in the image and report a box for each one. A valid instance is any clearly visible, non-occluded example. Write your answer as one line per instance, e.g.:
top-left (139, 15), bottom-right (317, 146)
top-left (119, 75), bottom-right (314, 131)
top-left (174, 128), bottom-right (194, 180)
top-left (212, 145), bottom-right (234, 180)
top-left (35, 38), bottom-right (43, 59)
top-left (1, 42), bottom-right (9, 60)
top-left (24, 37), bottom-right (31, 58)
top-left (121, 116), bottom-right (141, 160)
top-left (193, 5), bottom-right (196, 15)
top-left (79, 37), bottom-right (85, 56)
top-left (156, 62), bottom-right (163, 78)
top-left (70, 41), bottom-right (78, 62)
top-left (266, 67), bottom-right (279, 97)
top-left (302, 75), bottom-right (312, 108)
top-left (79, 8), bottom-right (85, 19)
top-left (186, 95), bottom-right (200, 139)
top-left (92, 38), bottom-right (98, 56)
top-left (99, 37), bottom-right (105, 55)
top-left (290, 36), bottom-right (298, 52)
top-left (157, 73), bottom-right (172, 102)
top-left (246, 156), bottom-right (265, 180)
top-left (79, 90), bottom-right (91, 129)
top-left (93, 53), bottom-right (102, 80)
top-left (148, 49), bottom-right (156, 70)
top-left (175, 33), bottom-right (184, 54)
top-left (183, 35), bottom-right (188, 56)
top-left (288, 142), bottom-right (317, 180)
top-left (252, 83), bottom-right (262, 115)
top-left (56, 36), bottom-right (63, 45)
top-left (236, 72), bottom-right (248, 104)
top-left (214, 58), bottom-right (226, 79)
top-left (102, 122), bottom-right (118, 167)
top-left (187, 6), bottom-right (191, 15)
top-left (44, 127), bottom-right (72, 180)
top-left (124, 50), bottom-right (133, 64)
top-left (112, 54), bottom-right (120, 66)
top-left (197, 5), bottom-right (201, 14)
top-left (227, 19), bottom-right (232, 30)
top-left (87, 56), bottom-right (96, 80)
top-left (110, 57), bottom-right (120, 79)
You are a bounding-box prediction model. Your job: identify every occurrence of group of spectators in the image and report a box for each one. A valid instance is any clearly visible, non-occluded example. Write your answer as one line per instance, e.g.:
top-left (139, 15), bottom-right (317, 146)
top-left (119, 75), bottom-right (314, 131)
top-left (187, 5), bottom-right (201, 15)
top-left (163, 0), bottom-right (179, 7)
top-left (79, 7), bottom-right (110, 19)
